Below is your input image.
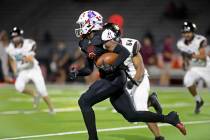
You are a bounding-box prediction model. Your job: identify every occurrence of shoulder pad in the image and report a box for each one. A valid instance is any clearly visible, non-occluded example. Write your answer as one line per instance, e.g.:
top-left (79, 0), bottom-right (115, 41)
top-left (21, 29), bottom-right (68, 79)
top-left (195, 34), bottom-right (206, 41)
top-left (25, 39), bottom-right (36, 46)
top-left (24, 39), bottom-right (36, 50)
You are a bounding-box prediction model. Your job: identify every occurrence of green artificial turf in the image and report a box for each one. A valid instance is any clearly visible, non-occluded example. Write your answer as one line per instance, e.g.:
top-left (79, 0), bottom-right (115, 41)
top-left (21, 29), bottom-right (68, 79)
top-left (0, 85), bottom-right (210, 140)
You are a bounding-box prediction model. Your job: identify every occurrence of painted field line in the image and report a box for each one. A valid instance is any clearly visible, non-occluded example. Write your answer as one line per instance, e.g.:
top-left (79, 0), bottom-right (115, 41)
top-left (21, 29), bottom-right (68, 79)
top-left (1, 102), bottom-right (210, 115)
top-left (0, 107), bottom-right (108, 115)
top-left (1, 120), bottom-right (210, 140)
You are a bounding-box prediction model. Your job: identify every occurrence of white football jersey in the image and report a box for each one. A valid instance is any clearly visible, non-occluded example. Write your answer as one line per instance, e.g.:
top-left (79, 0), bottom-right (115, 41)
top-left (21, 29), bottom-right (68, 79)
top-left (6, 39), bottom-right (39, 71)
top-left (121, 38), bottom-right (148, 78)
top-left (101, 29), bottom-right (148, 78)
top-left (177, 34), bottom-right (210, 67)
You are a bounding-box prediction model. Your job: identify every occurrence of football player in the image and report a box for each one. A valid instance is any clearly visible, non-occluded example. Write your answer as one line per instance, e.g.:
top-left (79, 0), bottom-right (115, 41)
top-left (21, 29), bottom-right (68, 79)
top-left (70, 10), bottom-right (186, 140)
top-left (6, 27), bottom-right (54, 114)
top-left (103, 23), bottom-right (164, 140)
top-left (177, 21), bottom-right (210, 114)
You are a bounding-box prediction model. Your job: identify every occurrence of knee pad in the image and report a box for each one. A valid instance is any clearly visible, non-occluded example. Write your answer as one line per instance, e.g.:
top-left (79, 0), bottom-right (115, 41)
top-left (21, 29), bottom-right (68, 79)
top-left (184, 77), bottom-right (194, 87)
top-left (184, 72), bottom-right (196, 87)
top-left (78, 97), bottom-right (84, 107)
top-left (15, 82), bottom-right (25, 93)
top-left (78, 93), bottom-right (91, 109)
top-left (36, 88), bottom-right (48, 97)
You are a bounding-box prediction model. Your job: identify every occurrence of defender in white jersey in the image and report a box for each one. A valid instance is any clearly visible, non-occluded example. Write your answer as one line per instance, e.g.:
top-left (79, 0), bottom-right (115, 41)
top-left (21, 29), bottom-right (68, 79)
top-left (103, 23), bottom-right (165, 140)
top-left (7, 27), bottom-right (54, 114)
top-left (177, 21), bottom-right (210, 114)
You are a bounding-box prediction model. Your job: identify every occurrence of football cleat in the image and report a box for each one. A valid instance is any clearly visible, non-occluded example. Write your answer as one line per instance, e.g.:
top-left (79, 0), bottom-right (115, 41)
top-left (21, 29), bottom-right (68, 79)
top-left (176, 122), bottom-right (186, 135)
top-left (148, 92), bottom-right (163, 114)
top-left (165, 111), bottom-right (187, 135)
top-left (49, 109), bottom-right (56, 115)
top-left (194, 99), bottom-right (204, 114)
top-left (155, 136), bottom-right (165, 140)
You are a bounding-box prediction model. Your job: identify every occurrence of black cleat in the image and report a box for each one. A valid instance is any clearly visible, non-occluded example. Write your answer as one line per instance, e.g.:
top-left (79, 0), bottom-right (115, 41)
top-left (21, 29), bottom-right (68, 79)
top-left (155, 136), bottom-right (165, 140)
top-left (148, 92), bottom-right (163, 114)
top-left (194, 99), bottom-right (204, 114)
top-left (165, 111), bottom-right (187, 135)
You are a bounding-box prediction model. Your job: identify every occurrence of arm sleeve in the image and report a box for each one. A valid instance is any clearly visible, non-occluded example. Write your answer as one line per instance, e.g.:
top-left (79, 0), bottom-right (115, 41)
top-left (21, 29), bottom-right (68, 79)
top-left (112, 43), bottom-right (130, 67)
top-left (77, 57), bottom-right (94, 76)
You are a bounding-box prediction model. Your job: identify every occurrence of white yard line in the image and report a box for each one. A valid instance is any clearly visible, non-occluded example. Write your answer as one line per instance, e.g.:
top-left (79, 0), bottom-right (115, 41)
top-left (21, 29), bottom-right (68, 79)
top-left (8, 97), bottom-right (79, 102)
top-left (0, 107), bottom-right (108, 115)
top-left (0, 102), bottom-right (210, 115)
top-left (1, 120), bottom-right (210, 140)
top-left (1, 84), bottom-right (209, 92)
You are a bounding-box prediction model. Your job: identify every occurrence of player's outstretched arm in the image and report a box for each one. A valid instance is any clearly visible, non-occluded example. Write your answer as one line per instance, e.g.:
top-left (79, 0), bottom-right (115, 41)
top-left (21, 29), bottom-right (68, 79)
top-left (132, 52), bottom-right (145, 81)
top-left (69, 57), bottom-right (94, 80)
top-left (127, 52), bottom-right (144, 89)
top-left (23, 54), bottom-right (34, 63)
top-left (192, 40), bottom-right (207, 60)
top-left (181, 52), bottom-right (191, 70)
top-left (23, 43), bottom-right (37, 63)
top-left (8, 55), bottom-right (17, 75)
top-left (77, 57), bottom-right (94, 76)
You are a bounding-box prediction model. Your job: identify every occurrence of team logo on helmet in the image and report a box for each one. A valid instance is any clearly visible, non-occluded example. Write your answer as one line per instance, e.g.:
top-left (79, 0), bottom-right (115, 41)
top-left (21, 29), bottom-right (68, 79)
top-left (75, 10), bottom-right (103, 37)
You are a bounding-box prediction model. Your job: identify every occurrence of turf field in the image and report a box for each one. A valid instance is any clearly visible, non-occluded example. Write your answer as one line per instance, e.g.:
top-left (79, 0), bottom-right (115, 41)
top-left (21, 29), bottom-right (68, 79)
top-left (0, 84), bottom-right (210, 140)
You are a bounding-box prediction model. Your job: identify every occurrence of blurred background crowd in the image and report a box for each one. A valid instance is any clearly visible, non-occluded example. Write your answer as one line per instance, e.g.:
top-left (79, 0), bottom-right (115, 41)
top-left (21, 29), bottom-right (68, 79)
top-left (0, 0), bottom-right (210, 86)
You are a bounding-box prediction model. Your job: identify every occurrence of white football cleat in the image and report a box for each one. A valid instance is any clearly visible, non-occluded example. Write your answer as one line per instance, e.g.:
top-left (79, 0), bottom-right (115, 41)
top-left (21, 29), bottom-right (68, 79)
top-left (49, 109), bottom-right (56, 115)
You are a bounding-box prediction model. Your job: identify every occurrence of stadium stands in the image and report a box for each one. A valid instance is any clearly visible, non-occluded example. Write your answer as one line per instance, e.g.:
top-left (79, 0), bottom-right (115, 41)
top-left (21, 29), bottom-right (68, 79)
top-left (0, 0), bottom-right (209, 84)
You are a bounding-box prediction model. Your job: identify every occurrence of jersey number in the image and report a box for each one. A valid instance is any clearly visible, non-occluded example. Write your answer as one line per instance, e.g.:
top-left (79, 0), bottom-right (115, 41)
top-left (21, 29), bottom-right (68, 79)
top-left (126, 40), bottom-right (133, 46)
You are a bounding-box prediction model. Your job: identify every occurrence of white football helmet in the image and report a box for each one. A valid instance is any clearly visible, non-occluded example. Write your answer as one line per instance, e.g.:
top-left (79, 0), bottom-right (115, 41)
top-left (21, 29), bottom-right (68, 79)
top-left (75, 10), bottom-right (103, 37)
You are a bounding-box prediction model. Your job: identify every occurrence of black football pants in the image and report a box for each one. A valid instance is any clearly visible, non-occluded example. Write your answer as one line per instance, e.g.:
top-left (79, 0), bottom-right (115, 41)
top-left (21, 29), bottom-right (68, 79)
top-left (78, 72), bottom-right (165, 140)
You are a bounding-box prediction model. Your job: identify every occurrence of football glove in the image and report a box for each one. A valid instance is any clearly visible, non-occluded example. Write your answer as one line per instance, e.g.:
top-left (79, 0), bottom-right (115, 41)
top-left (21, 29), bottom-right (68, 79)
top-left (126, 80), bottom-right (134, 89)
top-left (100, 64), bottom-right (116, 73)
top-left (69, 67), bottom-right (78, 80)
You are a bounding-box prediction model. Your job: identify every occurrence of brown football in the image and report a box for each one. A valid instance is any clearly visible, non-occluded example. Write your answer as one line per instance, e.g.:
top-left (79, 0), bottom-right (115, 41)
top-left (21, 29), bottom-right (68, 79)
top-left (96, 52), bottom-right (118, 67)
